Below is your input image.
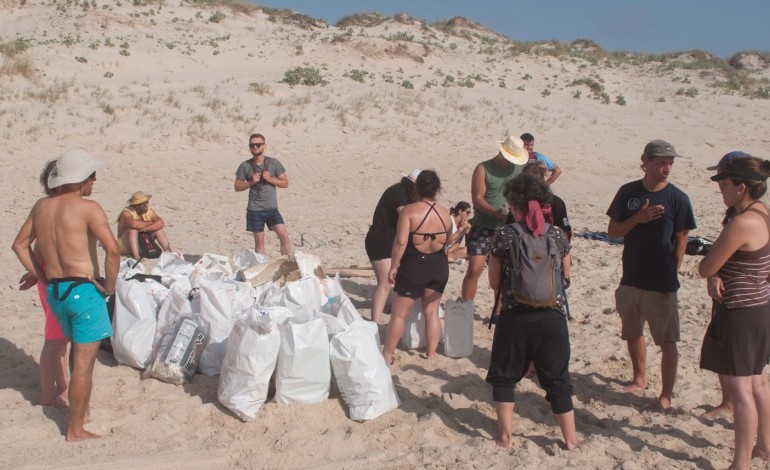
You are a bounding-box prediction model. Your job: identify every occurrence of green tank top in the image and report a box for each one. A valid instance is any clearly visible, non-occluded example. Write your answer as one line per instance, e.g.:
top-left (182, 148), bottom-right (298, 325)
top-left (471, 158), bottom-right (522, 230)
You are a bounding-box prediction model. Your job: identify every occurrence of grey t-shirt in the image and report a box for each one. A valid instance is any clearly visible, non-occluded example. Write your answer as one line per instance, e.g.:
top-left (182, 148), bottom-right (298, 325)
top-left (235, 156), bottom-right (286, 211)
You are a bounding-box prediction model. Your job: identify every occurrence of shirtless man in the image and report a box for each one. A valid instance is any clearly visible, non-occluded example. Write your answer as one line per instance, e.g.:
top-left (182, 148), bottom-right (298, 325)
top-left (12, 149), bottom-right (120, 442)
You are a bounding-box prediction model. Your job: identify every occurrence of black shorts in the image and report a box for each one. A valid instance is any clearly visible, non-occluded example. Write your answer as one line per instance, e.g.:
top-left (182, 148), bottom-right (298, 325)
top-left (393, 251), bottom-right (449, 299)
top-left (365, 230), bottom-right (392, 262)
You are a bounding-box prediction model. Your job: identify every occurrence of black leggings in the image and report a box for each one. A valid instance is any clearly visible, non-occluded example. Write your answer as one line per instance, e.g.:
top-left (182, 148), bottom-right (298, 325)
top-left (486, 308), bottom-right (573, 414)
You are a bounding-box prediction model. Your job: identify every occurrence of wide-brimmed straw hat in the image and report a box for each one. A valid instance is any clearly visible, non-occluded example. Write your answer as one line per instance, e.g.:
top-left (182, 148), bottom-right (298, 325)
top-left (48, 149), bottom-right (107, 188)
top-left (128, 191), bottom-right (152, 205)
top-left (400, 168), bottom-right (421, 183)
top-left (497, 135), bottom-right (528, 165)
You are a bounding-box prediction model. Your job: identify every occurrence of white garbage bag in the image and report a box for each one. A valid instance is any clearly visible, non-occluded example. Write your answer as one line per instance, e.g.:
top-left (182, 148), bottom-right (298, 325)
top-left (330, 320), bottom-right (399, 420)
top-left (151, 252), bottom-right (194, 287)
top-left (198, 278), bottom-right (255, 376)
top-left (232, 249), bottom-right (268, 274)
top-left (145, 316), bottom-right (208, 385)
top-left (443, 299), bottom-right (475, 358)
top-left (145, 279), bottom-right (195, 366)
top-left (112, 278), bottom-right (167, 369)
top-left (400, 299), bottom-right (444, 350)
top-left (262, 277), bottom-right (324, 322)
top-left (275, 317), bottom-right (330, 404)
top-left (218, 311), bottom-right (281, 421)
top-left (119, 258), bottom-right (145, 279)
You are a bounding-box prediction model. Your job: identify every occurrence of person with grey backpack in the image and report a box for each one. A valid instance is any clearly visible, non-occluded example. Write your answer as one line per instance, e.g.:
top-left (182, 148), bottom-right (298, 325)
top-left (485, 173), bottom-right (577, 450)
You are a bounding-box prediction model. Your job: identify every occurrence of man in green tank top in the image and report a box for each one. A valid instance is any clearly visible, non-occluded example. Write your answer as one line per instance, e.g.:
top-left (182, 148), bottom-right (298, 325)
top-left (462, 135), bottom-right (528, 301)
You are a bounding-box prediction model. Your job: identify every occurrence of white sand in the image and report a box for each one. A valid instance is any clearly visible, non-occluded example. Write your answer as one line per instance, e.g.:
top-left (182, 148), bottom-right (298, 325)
top-left (2, 2), bottom-right (770, 468)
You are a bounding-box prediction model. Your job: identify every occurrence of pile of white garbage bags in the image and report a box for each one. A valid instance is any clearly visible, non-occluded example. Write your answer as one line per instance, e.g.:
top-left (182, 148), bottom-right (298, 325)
top-left (110, 251), bottom-right (399, 422)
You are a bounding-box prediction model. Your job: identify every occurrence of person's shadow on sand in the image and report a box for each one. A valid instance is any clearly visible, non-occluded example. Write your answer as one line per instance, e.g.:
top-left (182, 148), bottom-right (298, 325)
top-left (0, 337), bottom-right (69, 435)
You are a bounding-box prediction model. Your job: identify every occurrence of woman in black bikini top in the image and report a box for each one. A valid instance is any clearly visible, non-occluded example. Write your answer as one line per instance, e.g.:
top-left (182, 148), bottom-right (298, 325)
top-left (382, 170), bottom-right (452, 365)
top-left (406, 202), bottom-right (449, 255)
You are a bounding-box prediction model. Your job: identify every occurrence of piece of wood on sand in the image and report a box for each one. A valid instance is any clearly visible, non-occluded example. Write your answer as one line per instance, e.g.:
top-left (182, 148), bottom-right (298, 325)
top-left (324, 266), bottom-right (375, 278)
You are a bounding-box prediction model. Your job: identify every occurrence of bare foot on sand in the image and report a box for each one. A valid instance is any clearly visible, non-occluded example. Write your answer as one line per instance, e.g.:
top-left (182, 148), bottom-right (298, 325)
top-left (494, 434), bottom-right (513, 448)
top-left (642, 397), bottom-right (672, 413)
top-left (40, 396), bottom-right (68, 409)
top-left (65, 429), bottom-right (101, 442)
top-left (752, 445), bottom-right (770, 461)
top-left (701, 403), bottom-right (733, 419)
top-left (622, 381), bottom-right (647, 394)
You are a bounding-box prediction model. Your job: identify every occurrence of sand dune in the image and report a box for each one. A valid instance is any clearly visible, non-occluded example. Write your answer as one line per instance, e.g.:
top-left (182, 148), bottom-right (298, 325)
top-left (2, 1), bottom-right (770, 468)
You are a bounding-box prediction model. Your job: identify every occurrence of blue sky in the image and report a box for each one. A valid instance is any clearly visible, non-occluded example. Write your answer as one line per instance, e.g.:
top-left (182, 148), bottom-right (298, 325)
top-left (259, 1), bottom-right (770, 58)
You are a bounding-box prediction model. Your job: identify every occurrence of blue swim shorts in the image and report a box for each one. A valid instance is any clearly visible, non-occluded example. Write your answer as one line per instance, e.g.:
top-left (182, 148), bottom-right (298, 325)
top-left (46, 278), bottom-right (112, 344)
top-left (246, 208), bottom-right (285, 233)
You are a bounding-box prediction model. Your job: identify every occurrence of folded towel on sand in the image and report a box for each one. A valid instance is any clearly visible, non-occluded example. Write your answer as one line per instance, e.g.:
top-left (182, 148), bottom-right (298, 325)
top-left (574, 232), bottom-right (713, 256)
top-left (574, 232), bottom-right (624, 245)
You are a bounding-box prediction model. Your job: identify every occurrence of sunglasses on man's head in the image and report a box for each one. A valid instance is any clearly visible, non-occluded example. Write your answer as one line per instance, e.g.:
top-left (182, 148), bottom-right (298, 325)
top-left (249, 142), bottom-right (265, 148)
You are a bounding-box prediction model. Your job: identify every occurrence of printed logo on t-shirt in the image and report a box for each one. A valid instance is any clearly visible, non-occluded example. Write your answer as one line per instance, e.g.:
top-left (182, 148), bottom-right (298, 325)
top-left (627, 198), bottom-right (640, 211)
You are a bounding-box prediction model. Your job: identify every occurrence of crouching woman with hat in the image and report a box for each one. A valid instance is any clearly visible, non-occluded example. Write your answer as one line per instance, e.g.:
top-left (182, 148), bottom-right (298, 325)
top-left (485, 173), bottom-right (577, 450)
top-left (698, 156), bottom-right (770, 469)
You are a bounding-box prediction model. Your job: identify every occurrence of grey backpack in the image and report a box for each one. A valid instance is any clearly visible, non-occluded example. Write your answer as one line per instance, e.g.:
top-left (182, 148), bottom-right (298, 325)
top-left (507, 223), bottom-right (561, 308)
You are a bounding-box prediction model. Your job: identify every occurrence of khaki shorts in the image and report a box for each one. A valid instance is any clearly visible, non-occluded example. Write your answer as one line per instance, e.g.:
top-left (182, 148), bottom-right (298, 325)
top-left (615, 284), bottom-right (679, 345)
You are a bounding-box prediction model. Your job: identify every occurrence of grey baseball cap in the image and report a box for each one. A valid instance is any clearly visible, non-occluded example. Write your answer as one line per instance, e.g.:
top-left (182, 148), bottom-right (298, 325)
top-left (643, 139), bottom-right (680, 158)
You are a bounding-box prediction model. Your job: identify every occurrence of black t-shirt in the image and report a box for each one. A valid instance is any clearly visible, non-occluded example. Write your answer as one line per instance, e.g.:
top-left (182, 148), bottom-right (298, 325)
top-left (606, 180), bottom-right (696, 292)
top-left (366, 183), bottom-right (408, 246)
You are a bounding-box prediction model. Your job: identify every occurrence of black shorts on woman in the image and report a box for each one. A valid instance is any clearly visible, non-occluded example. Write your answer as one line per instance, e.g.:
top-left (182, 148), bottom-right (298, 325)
top-left (394, 202), bottom-right (449, 299)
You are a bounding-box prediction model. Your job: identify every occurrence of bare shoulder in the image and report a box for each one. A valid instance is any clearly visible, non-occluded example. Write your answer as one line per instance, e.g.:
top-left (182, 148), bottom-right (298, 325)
top-left (79, 199), bottom-right (108, 218)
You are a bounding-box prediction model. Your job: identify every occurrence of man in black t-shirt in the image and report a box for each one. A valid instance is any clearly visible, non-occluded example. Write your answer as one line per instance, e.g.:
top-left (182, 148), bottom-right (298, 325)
top-left (606, 139), bottom-right (696, 411)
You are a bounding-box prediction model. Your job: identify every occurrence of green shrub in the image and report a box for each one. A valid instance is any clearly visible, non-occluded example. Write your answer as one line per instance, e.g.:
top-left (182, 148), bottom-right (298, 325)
top-left (751, 87), bottom-right (770, 100)
top-left (676, 87), bottom-right (699, 98)
top-left (568, 77), bottom-right (610, 104)
top-left (401, 80), bottom-right (414, 89)
top-left (209, 11), bottom-right (225, 23)
top-left (75, 56), bottom-right (87, 63)
top-left (0, 37), bottom-right (32, 57)
top-left (387, 32), bottom-right (414, 42)
top-left (344, 69), bottom-right (368, 83)
top-left (280, 67), bottom-right (327, 86)
top-left (615, 94), bottom-right (626, 106)
top-left (541, 88), bottom-right (550, 97)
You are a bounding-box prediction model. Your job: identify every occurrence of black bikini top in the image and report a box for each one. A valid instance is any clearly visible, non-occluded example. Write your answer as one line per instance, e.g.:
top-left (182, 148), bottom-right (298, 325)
top-left (410, 202), bottom-right (449, 241)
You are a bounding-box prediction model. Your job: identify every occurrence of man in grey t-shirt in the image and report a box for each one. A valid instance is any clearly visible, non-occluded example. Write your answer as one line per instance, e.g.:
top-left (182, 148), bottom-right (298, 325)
top-left (234, 133), bottom-right (291, 255)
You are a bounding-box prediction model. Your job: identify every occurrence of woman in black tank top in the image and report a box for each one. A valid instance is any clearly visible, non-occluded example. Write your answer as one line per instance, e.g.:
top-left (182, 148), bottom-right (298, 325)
top-left (382, 170), bottom-right (452, 365)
